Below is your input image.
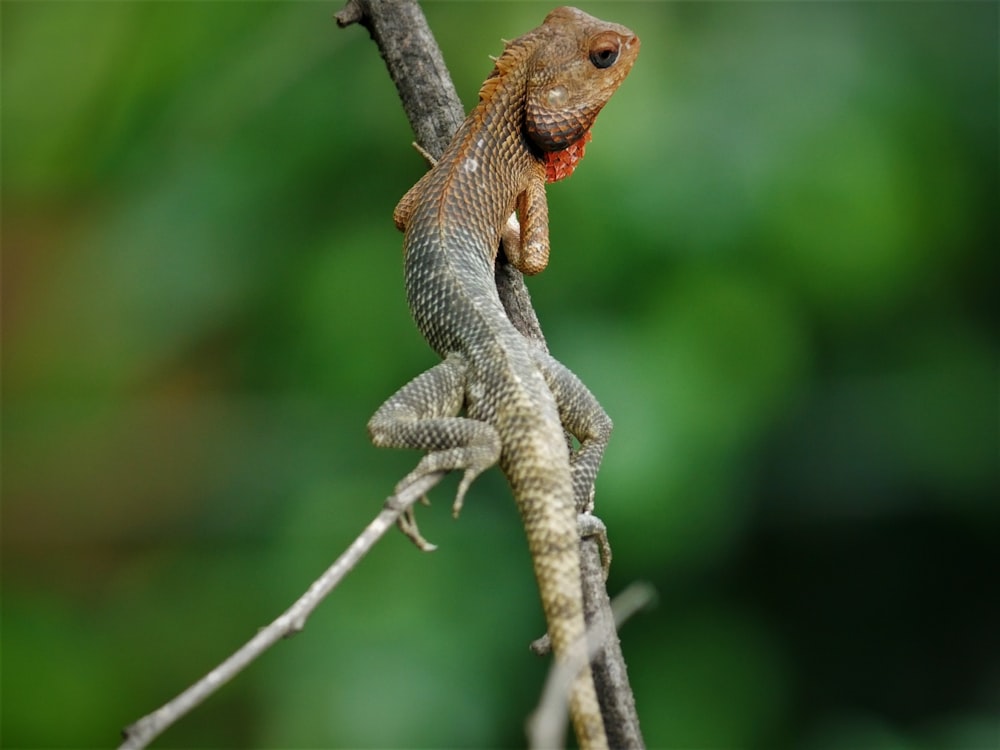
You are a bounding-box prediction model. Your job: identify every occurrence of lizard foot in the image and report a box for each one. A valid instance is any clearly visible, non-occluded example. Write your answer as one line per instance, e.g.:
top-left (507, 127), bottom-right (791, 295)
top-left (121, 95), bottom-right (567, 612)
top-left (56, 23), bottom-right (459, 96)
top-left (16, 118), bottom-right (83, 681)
top-left (579, 512), bottom-right (612, 580)
top-left (394, 437), bottom-right (501, 522)
top-left (398, 504), bottom-right (437, 552)
top-left (385, 474), bottom-right (439, 551)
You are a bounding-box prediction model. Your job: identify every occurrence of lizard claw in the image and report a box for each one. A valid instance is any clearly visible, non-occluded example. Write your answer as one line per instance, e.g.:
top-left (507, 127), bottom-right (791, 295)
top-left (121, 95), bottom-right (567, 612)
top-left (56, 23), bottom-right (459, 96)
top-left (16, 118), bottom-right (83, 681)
top-left (389, 470), bottom-right (442, 552)
top-left (451, 461), bottom-right (492, 519)
top-left (398, 506), bottom-right (438, 552)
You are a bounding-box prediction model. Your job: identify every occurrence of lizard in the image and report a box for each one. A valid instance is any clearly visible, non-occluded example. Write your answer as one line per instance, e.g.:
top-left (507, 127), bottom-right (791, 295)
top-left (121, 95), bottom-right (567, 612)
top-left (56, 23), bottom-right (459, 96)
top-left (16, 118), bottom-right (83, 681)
top-left (368, 7), bottom-right (639, 748)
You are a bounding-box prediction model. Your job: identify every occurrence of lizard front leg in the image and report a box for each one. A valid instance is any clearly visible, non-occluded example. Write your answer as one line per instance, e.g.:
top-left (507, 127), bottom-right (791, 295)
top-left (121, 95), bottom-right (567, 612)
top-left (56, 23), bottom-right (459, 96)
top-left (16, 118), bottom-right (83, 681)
top-left (368, 352), bottom-right (501, 518)
top-left (502, 170), bottom-right (550, 276)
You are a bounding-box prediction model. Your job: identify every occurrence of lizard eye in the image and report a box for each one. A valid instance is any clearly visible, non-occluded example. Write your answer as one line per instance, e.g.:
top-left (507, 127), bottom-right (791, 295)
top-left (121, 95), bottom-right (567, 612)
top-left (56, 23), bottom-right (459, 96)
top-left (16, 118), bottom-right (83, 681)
top-left (589, 34), bottom-right (621, 69)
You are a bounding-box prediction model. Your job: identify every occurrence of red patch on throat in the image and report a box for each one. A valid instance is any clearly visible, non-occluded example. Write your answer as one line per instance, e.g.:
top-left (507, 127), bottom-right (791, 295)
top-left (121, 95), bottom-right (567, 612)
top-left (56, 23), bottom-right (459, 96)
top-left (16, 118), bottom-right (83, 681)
top-left (544, 130), bottom-right (592, 183)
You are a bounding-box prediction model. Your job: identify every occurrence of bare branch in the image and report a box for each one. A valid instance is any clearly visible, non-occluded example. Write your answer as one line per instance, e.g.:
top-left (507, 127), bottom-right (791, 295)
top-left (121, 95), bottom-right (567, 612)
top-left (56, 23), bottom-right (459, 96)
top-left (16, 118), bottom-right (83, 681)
top-left (119, 472), bottom-right (445, 750)
top-left (583, 554), bottom-right (647, 747)
top-left (335, 0), bottom-right (462, 161)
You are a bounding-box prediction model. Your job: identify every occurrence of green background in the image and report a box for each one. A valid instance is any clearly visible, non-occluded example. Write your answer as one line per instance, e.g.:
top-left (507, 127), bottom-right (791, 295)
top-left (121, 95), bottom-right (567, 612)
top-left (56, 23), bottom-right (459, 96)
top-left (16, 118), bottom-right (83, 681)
top-left (3, 1), bottom-right (997, 748)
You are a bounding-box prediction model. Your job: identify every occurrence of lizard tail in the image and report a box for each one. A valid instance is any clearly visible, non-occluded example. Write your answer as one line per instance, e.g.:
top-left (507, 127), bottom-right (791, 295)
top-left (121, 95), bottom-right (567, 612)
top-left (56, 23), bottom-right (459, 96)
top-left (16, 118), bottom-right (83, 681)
top-left (507, 429), bottom-right (609, 750)
top-left (524, 501), bottom-right (608, 750)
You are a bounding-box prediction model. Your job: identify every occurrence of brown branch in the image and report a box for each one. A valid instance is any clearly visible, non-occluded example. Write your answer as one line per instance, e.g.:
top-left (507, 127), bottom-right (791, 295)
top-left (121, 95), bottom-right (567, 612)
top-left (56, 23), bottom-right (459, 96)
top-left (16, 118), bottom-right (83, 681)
top-left (581, 538), bottom-right (646, 749)
top-left (335, 0), bottom-right (463, 159)
top-left (339, 1), bottom-right (644, 746)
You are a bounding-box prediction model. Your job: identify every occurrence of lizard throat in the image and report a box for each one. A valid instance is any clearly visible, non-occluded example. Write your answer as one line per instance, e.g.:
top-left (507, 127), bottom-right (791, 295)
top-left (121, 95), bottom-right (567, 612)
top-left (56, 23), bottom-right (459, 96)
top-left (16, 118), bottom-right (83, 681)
top-left (544, 130), bottom-right (592, 183)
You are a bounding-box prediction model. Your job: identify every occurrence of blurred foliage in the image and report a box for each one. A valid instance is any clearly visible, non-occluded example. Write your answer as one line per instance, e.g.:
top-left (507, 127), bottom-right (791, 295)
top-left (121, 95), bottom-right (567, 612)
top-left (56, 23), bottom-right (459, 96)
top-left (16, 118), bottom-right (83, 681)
top-left (2, 2), bottom-right (997, 748)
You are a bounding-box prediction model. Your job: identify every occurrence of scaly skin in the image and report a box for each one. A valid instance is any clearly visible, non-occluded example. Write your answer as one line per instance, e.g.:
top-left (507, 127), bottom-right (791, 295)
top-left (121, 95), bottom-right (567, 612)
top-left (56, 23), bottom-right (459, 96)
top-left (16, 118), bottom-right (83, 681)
top-left (369, 8), bottom-right (639, 748)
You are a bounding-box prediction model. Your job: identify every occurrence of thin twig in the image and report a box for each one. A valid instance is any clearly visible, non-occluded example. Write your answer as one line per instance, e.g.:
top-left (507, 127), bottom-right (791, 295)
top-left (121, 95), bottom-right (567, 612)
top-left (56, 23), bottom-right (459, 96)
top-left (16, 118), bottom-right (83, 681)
top-left (119, 472), bottom-right (444, 750)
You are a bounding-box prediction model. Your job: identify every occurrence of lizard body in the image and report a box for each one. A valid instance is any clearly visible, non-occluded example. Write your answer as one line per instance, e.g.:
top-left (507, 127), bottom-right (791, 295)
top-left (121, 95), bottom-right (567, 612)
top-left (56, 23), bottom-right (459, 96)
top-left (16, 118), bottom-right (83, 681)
top-left (369, 7), bottom-right (638, 748)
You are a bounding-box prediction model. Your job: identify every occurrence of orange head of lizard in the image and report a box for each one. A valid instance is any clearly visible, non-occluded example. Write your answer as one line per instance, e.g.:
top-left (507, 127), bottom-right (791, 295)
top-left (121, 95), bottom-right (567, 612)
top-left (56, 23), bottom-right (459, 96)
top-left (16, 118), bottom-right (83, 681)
top-left (522, 7), bottom-right (640, 181)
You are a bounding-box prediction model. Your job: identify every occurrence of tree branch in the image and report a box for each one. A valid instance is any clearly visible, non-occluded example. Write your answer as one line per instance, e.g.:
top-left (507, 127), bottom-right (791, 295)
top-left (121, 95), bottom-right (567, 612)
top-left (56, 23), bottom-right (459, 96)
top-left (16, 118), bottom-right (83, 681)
top-left (335, 0), bottom-right (462, 159)
top-left (338, 1), bottom-right (645, 746)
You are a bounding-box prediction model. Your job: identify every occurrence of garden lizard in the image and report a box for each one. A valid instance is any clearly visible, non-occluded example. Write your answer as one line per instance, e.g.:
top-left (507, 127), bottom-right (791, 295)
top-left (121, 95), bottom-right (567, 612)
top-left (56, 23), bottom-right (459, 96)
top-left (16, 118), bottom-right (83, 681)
top-left (368, 7), bottom-right (639, 748)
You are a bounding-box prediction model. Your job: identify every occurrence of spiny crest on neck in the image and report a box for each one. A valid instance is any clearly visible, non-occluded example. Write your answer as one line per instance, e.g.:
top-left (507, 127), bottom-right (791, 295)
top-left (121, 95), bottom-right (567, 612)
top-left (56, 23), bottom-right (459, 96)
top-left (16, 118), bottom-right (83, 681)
top-left (477, 32), bottom-right (541, 106)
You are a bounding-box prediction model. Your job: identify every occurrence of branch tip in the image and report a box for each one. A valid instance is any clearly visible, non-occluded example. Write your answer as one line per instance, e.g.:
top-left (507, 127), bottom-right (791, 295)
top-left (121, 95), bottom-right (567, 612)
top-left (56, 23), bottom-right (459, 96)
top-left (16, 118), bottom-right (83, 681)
top-left (334, 0), bottom-right (364, 28)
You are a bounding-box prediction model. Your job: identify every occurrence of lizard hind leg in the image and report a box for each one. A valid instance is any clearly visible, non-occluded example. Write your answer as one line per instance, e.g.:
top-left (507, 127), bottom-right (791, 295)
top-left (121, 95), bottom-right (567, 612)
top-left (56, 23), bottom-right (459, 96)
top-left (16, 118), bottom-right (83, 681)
top-left (534, 351), bottom-right (614, 578)
top-left (532, 351), bottom-right (613, 512)
top-left (367, 353), bottom-right (502, 521)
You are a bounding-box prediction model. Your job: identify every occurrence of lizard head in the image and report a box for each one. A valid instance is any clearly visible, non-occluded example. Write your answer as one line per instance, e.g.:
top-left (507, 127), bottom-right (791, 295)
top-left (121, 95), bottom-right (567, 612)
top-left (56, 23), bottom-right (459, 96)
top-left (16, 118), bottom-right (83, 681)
top-left (522, 7), bottom-right (640, 161)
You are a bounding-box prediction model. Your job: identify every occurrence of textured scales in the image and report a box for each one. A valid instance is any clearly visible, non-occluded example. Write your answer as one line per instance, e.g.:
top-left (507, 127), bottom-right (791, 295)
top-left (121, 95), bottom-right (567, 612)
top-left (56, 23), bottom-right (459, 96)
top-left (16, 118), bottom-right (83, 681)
top-left (369, 7), bottom-right (639, 748)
